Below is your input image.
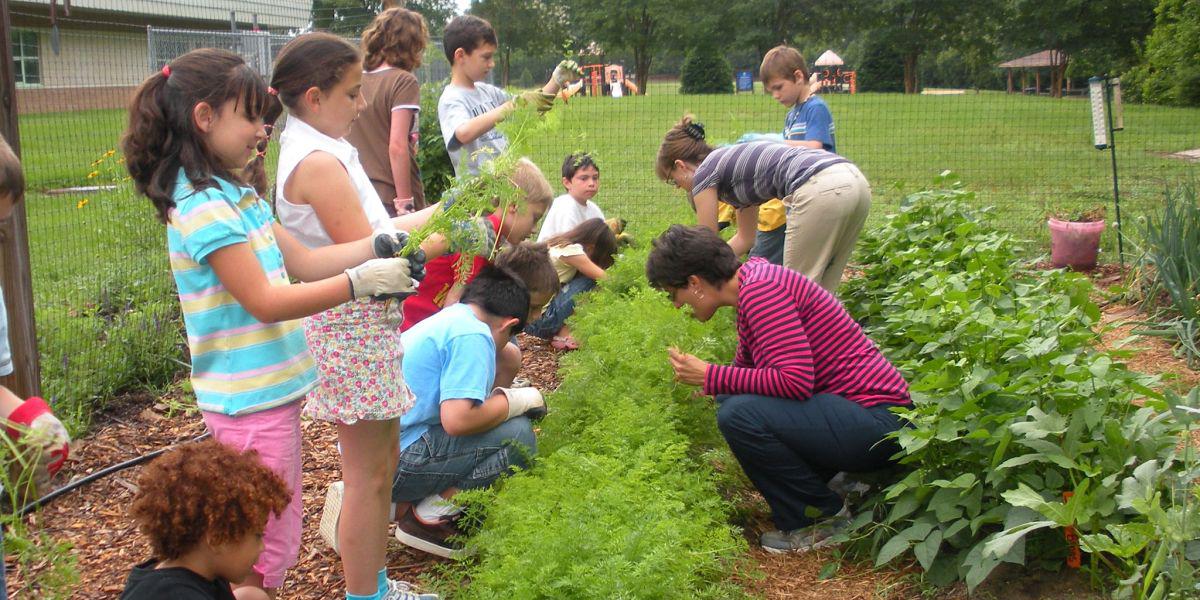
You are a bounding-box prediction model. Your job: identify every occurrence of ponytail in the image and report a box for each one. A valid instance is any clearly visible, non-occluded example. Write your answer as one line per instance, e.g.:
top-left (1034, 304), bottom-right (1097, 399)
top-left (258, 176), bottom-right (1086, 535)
top-left (654, 114), bottom-right (714, 183)
top-left (121, 49), bottom-right (271, 223)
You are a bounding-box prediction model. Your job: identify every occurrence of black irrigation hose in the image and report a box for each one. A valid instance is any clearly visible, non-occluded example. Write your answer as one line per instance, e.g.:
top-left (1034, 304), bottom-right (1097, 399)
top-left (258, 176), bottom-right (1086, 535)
top-left (17, 432), bottom-right (211, 517)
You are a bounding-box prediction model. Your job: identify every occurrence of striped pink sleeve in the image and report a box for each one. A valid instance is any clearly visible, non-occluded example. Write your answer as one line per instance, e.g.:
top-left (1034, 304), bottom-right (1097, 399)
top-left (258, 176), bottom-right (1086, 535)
top-left (703, 279), bottom-right (815, 398)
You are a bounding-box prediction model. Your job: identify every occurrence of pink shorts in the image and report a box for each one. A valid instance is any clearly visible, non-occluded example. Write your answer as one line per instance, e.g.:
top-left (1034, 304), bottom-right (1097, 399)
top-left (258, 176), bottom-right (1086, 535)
top-left (202, 400), bottom-right (303, 589)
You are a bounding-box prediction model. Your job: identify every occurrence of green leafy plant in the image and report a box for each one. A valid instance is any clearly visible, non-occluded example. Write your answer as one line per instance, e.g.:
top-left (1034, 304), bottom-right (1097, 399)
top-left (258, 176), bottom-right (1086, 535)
top-left (1047, 205), bottom-right (1107, 222)
top-left (441, 242), bottom-right (751, 598)
top-left (680, 46), bottom-right (734, 95)
top-left (838, 173), bottom-right (1196, 595)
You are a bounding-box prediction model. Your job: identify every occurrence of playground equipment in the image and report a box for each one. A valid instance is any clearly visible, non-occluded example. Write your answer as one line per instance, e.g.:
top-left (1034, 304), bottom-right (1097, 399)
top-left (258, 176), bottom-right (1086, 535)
top-left (579, 63), bottom-right (640, 97)
top-left (813, 49), bottom-right (857, 94)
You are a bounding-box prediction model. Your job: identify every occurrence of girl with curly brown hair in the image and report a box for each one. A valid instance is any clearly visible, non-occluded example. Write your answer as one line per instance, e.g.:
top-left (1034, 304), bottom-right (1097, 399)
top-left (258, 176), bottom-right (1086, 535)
top-left (121, 439), bottom-right (291, 600)
top-left (347, 7), bottom-right (430, 216)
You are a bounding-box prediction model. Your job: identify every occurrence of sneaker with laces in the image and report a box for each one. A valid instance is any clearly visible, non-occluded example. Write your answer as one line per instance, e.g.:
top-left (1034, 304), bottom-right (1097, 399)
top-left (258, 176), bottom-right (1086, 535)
top-left (394, 507), bottom-right (465, 558)
top-left (761, 507), bottom-right (851, 554)
top-left (381, 578), bottom-right (439, 600)
top-left (827, 471), bottom-right (871, 500)
top-left (318, 480), bottom-right (344, 554)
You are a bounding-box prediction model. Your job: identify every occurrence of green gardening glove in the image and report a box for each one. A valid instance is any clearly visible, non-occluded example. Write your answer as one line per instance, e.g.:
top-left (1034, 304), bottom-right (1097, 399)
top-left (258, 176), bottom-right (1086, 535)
top-left (551, 59), bottom-right (583, 88)
top-left (513, 90), bottom-right (556, 114)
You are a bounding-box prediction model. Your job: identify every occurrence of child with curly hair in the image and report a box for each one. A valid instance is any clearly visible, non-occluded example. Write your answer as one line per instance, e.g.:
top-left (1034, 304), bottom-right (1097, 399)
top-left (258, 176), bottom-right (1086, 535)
top-left (121, 439), bottom-right (291, 600)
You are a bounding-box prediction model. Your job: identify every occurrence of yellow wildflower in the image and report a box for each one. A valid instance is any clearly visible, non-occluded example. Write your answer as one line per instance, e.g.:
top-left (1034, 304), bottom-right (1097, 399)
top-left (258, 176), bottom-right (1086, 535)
top-left (76, 198), bottom-right (89, 209)
top-left (87, 170), bottom-right (99, 179)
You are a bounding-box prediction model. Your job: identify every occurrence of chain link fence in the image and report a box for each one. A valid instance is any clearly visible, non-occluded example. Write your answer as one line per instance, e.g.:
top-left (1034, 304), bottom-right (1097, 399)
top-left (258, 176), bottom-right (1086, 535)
top-left (4, 2), bottom-right (1199, 429)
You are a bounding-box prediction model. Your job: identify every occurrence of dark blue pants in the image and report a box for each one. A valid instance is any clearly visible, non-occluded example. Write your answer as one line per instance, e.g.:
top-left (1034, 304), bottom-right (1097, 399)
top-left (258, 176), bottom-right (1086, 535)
top-left (716, 393), bottom-right (908, 531)
top-left (524, 274), bottom-right (597, 339)
top-left (750, 225), bottom-right (786, 265)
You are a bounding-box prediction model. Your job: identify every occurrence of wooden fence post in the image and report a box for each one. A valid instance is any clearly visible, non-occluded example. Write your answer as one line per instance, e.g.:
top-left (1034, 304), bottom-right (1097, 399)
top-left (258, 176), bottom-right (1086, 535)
top-left (0, 0), bottom-right (44, 398)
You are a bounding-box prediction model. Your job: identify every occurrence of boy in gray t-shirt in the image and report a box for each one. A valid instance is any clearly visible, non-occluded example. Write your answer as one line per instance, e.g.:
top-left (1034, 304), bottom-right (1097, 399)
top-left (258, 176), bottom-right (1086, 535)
top-left (438, 15), bottom-right (580, 177)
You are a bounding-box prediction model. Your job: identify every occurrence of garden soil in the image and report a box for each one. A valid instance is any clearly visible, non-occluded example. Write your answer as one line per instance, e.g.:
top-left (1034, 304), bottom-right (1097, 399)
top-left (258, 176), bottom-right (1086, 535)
top-left (8, 314), bottom-right (1193, 598)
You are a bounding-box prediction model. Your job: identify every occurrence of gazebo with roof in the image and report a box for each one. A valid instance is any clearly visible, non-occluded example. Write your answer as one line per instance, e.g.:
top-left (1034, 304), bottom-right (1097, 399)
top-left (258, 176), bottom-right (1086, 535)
top-left (999, 50), bottom-right (1070, 97)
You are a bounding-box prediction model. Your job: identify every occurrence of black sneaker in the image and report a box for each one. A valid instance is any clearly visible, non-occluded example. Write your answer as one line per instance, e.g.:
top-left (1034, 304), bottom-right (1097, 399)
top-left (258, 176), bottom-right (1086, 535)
top-left (394, 507), bottom-right (466, 558)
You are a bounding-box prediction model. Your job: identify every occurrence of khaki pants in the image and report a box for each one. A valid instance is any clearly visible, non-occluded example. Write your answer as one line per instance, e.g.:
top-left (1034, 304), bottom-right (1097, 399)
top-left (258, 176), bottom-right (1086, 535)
top-left (781, 162), bottom-right (871, 293)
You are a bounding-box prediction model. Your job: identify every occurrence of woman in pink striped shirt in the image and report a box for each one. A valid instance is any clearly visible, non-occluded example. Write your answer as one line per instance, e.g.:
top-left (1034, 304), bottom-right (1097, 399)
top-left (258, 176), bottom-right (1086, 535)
top-left (646, 225), bottom-right (912, 554)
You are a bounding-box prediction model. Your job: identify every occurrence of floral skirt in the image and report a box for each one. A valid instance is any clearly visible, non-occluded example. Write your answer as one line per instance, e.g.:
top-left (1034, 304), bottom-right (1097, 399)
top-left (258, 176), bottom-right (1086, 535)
top-left (302, 298), bottom-right (414, 423)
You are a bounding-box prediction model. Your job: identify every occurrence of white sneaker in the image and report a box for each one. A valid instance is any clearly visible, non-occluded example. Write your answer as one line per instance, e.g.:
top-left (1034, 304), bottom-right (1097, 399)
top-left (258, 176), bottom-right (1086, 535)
top-left (319, 480), bottom-right (344, 554)
top-left (382, 578), bottom-right (439, 600)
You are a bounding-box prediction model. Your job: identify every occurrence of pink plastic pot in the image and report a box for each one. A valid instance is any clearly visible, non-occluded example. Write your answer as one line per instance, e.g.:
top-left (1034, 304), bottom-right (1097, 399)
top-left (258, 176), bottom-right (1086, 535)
top-left (1048, 218), bottom-right (1106, 271)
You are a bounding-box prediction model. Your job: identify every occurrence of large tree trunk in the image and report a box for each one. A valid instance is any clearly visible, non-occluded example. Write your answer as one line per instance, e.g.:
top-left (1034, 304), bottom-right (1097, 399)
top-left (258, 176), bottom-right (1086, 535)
top-left (903, 52), bottom-right (919, 94)
top-left (634, 46), bottom-right (651, 96)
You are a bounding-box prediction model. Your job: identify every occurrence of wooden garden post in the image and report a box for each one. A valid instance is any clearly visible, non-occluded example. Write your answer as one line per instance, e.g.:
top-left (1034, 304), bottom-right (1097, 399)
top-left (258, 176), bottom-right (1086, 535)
top-left (0, 0), bottom-right (43, 398)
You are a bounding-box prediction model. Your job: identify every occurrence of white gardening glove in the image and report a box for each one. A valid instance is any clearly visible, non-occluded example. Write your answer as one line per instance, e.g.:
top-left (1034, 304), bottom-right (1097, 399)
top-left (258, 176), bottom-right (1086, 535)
top-left (551, 59), bottom-right (583, 88)
top-left (494, 386), bottom-right (547, 421)
top-left (345, 257), bottom-right (416, 300)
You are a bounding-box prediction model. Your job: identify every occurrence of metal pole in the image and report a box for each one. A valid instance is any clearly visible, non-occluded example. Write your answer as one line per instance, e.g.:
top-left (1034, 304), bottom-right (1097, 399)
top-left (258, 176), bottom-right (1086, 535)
top-left (0, 0), bottom-right (43, 398)
top-left (1104, 77), bottom-right (1124, 267)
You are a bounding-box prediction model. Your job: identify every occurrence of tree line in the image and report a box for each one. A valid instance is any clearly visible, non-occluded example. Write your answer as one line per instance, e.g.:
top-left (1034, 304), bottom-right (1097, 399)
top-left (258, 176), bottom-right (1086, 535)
top-left (312, 0), bottom-right (1200, 106)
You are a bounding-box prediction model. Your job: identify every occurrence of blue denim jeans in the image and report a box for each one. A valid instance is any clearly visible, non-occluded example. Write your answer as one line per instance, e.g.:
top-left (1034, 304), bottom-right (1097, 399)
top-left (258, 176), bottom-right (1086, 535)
top-left (716, 393), bottom-right (909, 531)
top-left (392, 417), bottom-right (536, 503)
top-left (750, 225), bottom-right (786, 265)
top-left (524, 274), bottom-right (597, 339)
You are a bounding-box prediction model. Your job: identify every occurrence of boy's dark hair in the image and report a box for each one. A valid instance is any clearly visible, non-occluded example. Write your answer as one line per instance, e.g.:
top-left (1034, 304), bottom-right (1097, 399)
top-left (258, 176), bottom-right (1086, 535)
top-left (561, 152), bottom-right (599, 180)
top-left (645, 224), bottom-right (739, 290)
top-left (461, 264), bottom-right (531, 333)
top-left (0, 136), bottom-right (25, 204)
top-left (122, 48), bottom-right (272, 223)
top-left (130, 439), bottom-right (290, 560)
top-left (442, 15), bottom-right (497, 63)
top-left (545, 218), bottom-right (618, 270)
top-left (493, 242), bottom-right (559, 297)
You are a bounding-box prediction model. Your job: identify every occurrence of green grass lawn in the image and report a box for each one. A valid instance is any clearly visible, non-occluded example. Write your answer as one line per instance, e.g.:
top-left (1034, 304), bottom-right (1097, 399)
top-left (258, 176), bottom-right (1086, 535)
top-left (12, 90), bottom-right (1200, 428)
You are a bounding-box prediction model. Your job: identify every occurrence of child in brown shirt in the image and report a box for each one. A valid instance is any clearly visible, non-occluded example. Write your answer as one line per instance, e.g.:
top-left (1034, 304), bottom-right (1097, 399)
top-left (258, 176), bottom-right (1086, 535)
top-left (349, 7), bottom-right (429, 216)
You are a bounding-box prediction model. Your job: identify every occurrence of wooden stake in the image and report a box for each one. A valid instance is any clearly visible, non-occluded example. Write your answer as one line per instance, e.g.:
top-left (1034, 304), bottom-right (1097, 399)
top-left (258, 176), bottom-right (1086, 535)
top-left (0, 0), bottom-right (44, 398)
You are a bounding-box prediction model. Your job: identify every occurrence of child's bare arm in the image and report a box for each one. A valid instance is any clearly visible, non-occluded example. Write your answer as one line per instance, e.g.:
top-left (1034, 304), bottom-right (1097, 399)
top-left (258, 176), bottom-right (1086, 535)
top-left (274, 224), bottom-right (374, 282)
top-left (560, 252), bottom-right (606, 280)
top-left (452, 104), bottom-right (512, 147)
top-left (389, 109), bottom-right (417, 209)
top-left (728, 206), bottom-right (759, 257)
top-left (210, 240), bottom-right (354, 323)
top-left (288, 151), bottom-right (373, 243)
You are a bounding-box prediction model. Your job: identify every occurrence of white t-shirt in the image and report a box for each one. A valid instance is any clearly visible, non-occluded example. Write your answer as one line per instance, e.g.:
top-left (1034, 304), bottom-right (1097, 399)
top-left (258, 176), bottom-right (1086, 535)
top-left (536, 193), bottom-right (605, 242)
top-left (438, 82), bottom-right (511, 177)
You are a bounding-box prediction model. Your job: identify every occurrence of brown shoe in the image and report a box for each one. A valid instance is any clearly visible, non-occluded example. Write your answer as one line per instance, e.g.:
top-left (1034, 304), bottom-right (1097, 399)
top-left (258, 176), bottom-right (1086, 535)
top-left (394, 507), bottom-right (465, 558)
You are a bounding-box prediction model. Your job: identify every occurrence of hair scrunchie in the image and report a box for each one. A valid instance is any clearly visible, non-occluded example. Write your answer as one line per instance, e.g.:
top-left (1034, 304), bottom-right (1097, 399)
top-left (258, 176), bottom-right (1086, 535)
top-left (683, 121), bottom-right (705, 141)
top-left (161, 64), bottom-right (171, 78)
top-left (266, 86), bottom-right (278, 96)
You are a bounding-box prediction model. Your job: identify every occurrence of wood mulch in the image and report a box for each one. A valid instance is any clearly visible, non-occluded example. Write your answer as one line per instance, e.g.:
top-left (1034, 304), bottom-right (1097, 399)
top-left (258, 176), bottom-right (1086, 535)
top-left (8, 334), bottom-right (562, 599)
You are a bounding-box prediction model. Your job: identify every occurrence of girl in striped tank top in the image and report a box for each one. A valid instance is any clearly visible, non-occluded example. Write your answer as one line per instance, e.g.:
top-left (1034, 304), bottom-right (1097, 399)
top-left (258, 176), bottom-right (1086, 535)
top-left (646, 225), bottom-right (912, 554)
top-left (123, 48), bottom-right (421, 599)
top-left (655, 114), bottom-right (871, 293)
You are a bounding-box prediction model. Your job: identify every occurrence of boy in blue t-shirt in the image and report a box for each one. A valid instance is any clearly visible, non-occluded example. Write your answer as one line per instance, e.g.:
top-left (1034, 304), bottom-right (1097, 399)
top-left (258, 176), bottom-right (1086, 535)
top-left (391, 265), bottom-right (546, 558)
top-left (760, 45), bottom-right (837, 153)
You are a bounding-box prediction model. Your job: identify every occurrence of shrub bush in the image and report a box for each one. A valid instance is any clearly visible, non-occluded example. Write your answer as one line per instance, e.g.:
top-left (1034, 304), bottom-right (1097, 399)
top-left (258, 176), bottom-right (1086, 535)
top-left (418, 80), bottom-right (454, 203)
top-left (680, 46), bottom-right (733, 95)
top-left (840, 174), bottom-right (1198, 596)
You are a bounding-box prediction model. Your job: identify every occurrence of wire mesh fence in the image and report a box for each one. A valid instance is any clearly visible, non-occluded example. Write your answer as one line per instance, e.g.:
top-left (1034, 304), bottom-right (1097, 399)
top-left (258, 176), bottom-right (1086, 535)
top-left (4, 1), bottom-right (1199, 427)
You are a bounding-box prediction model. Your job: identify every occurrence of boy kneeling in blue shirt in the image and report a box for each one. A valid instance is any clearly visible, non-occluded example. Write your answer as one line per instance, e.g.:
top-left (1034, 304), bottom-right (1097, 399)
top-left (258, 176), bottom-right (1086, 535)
top-left (391, 265), bottom-right (545, 557)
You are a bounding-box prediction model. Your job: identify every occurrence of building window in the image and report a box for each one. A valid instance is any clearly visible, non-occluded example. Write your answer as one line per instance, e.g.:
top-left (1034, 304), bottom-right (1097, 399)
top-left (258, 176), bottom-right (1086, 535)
top-left (12, 29), bottom-right (40, 86)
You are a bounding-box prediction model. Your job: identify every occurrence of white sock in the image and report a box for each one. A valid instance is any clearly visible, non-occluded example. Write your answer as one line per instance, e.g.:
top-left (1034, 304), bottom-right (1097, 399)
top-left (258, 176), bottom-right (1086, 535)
top-left (415, 494), bottom-right (463, 522)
